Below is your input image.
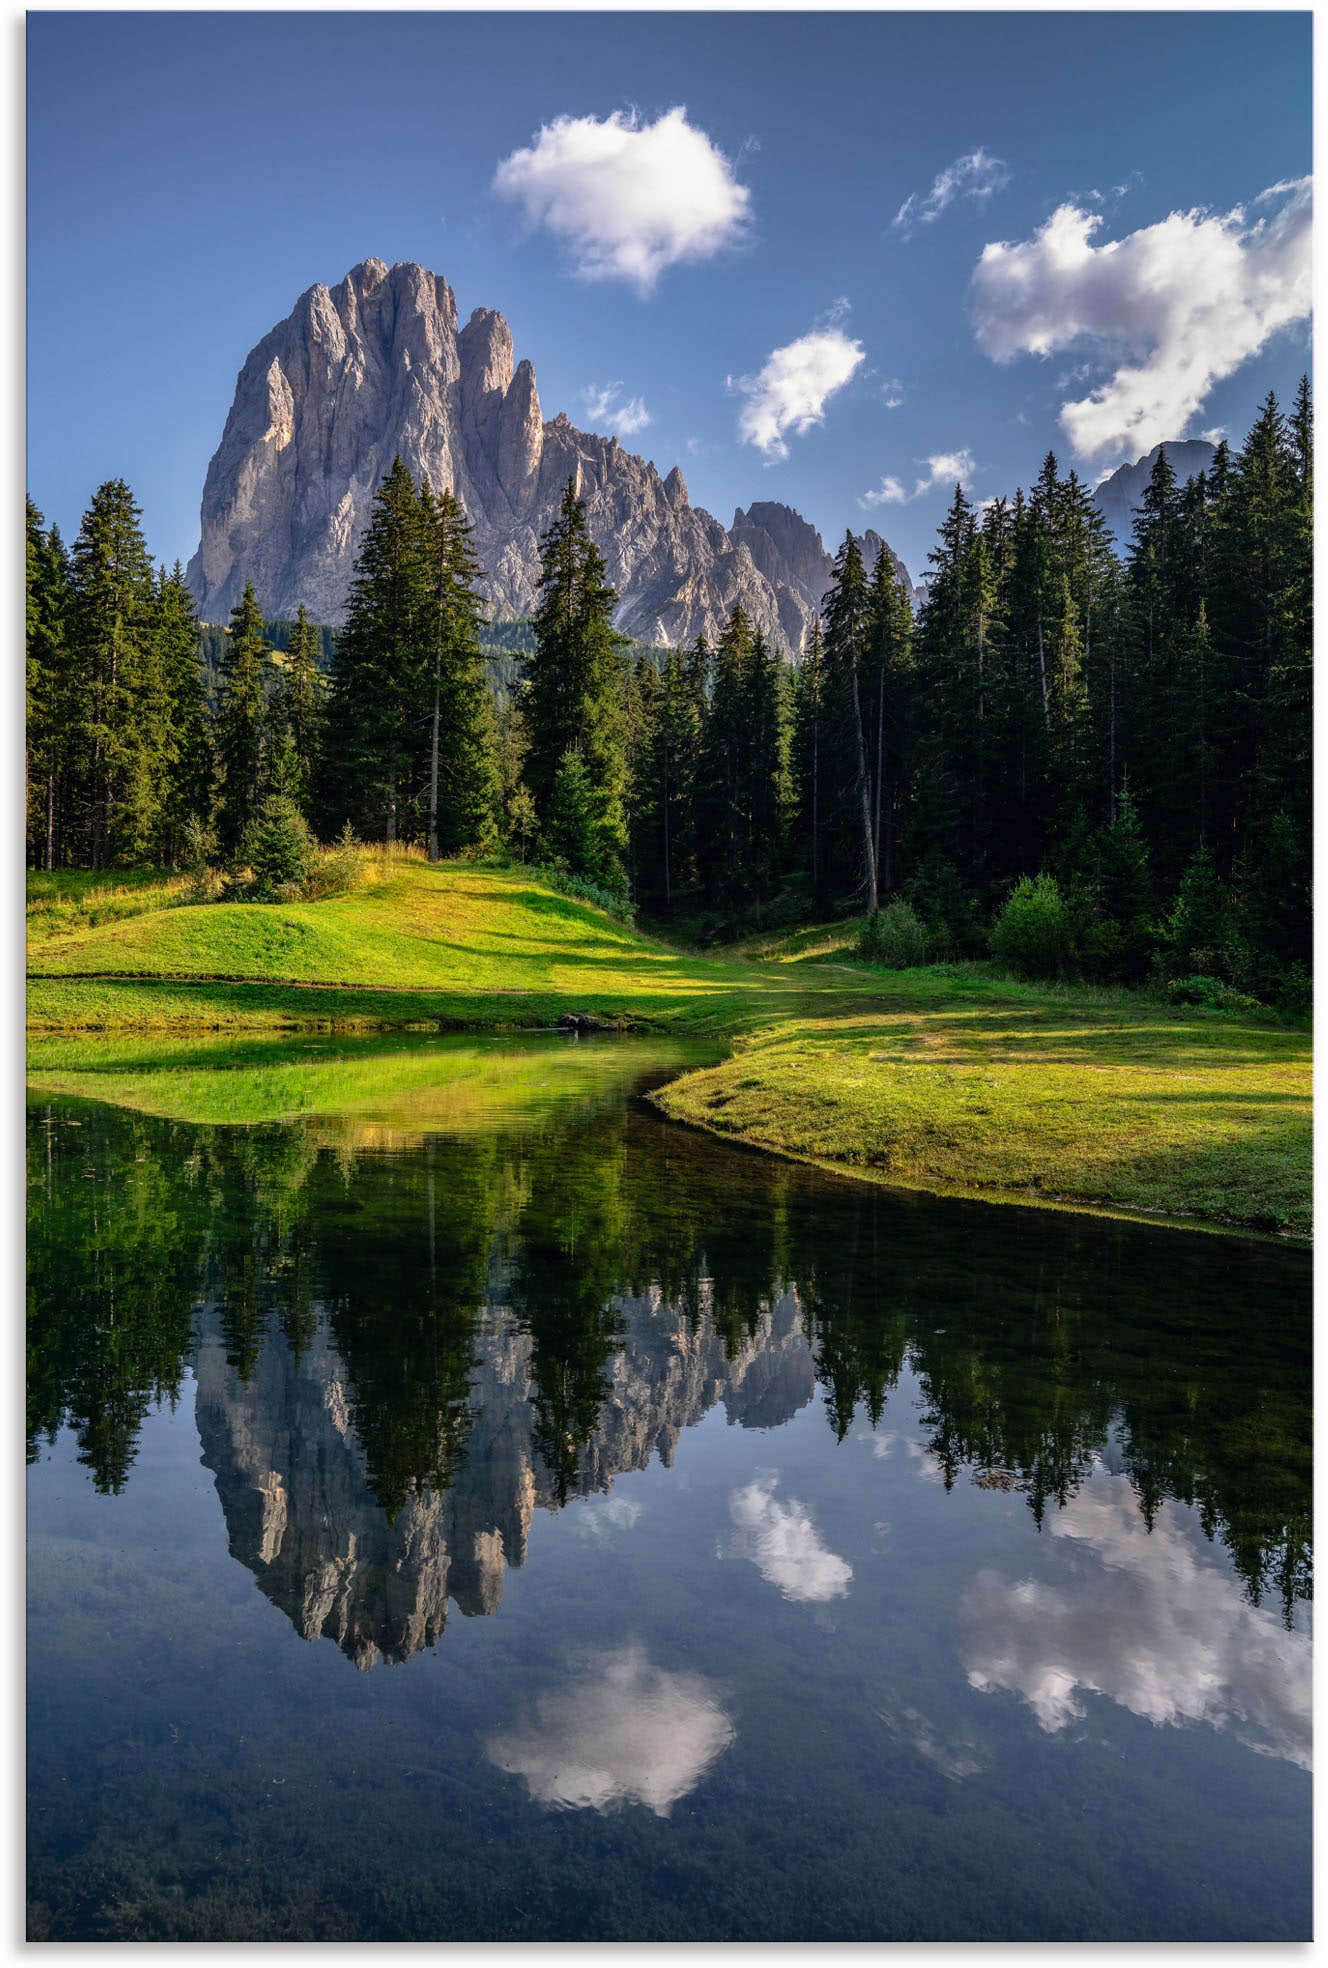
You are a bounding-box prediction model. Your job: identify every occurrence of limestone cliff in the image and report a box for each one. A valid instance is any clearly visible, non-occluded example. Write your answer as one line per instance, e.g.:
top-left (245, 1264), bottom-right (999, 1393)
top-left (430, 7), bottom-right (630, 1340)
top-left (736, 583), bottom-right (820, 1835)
top-left (187, 259), bottom-right (915, 651)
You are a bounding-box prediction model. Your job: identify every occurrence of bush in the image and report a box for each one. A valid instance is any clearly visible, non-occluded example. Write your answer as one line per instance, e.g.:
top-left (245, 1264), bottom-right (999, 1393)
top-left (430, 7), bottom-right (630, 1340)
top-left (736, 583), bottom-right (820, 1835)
top-left (1165, 975), bottom-right (1263, 1013)
top-left (532, 861), bottom-right (634, 924)
top-left (991, 874), bottom-right (1074, 980)
top-left (302, 823), bottom-right (367, 901)
top-left (857, 899), bottom-right (928, 968)
top-left (240, 796), bottom-right (314, 901)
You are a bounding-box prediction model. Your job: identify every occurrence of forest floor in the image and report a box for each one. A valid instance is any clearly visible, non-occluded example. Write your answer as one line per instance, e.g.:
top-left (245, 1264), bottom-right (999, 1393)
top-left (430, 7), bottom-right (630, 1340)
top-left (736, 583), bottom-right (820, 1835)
top-left (27, 857), bottom-right (1311, 1236)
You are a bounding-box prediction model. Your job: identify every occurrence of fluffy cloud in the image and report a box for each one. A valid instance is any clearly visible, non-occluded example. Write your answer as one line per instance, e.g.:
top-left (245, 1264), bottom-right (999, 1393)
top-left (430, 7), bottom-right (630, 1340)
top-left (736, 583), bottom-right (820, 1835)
top-left (960, 1475), bottom-right (1311, 1769)
top-left (493, 107), bottom-right (749, 294)
top-left (970, 178), bottom-right (1312, 461)
top-left (893, 149), bottom-right (1011, 235)
top-left (860, 449), bottom-right (976, 506)
top-left (580, 383), bottom-right (653, 436)
top-left (733, 321), bottom-right (865, 462)
top-left (724, 1474), bottom-right (853, 1602)
top-left (485, 1646), bottom-right (734, 1815)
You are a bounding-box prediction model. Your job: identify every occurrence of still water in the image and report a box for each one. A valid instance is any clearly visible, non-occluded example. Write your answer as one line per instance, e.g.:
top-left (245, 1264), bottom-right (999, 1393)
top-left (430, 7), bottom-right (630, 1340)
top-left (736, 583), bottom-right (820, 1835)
top-left (27, 1035), bottom-right (1311, 1941)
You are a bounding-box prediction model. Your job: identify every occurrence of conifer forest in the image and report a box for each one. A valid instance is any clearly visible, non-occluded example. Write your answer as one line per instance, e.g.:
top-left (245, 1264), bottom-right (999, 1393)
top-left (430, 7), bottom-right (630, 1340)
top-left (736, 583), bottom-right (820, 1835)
top-left (26, 384), bottom-right (1312, 1009)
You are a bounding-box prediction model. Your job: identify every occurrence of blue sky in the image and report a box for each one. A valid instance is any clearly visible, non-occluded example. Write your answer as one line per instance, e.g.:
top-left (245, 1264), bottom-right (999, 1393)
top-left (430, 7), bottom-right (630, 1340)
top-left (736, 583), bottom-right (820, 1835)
top-left (27, 10), bottom-right (1312, 592)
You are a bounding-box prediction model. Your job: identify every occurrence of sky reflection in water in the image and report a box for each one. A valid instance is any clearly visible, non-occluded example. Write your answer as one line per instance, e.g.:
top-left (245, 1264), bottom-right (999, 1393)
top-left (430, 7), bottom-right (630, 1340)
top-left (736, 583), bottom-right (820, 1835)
top-left (26, 1036), bottom-right (1312, 1941)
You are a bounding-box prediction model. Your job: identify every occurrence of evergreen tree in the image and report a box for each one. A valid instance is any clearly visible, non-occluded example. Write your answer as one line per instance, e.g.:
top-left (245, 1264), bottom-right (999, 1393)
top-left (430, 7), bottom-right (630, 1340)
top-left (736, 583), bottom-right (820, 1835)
top-left (216, 582), bottom-right (274, 854)
top-left (820, 532), bottom-right (878, 911)
top-left (322, 457), bottom-right (433, 842)
top-left (153, 562), bottom-right (212, 864)
top-left (422, 484), bottom-right (497, 859)
top-left (273, 603), bottom-right (324, 825)
top-left (66, 480), bottom-right (160, 867)
top-left (522, 480), bottom-right (629, 885)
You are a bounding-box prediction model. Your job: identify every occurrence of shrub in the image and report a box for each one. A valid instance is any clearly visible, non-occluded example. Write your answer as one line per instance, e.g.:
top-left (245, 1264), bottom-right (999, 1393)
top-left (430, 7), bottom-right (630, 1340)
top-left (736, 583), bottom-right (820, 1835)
top-left (532, 861), bottom-right (634, 924)
top-left (991, 874), bottom-right (1074, 980)
top-left (303, 823), bottom-right (367, 901)
top-left (858, 899), bottom-right (928, 969)
top-left (240, 796), bottom-right (314, 901)
top-left (1165, 975), bottom-right (1262, 1013)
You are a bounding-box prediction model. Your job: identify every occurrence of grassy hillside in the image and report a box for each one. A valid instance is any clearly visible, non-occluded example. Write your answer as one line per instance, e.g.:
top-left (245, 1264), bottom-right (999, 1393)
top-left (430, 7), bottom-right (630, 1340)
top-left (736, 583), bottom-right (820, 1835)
top-left (27, 859), bottom-right (818, 1033)
top-left (27, 858), bottom-right (1310, 1235)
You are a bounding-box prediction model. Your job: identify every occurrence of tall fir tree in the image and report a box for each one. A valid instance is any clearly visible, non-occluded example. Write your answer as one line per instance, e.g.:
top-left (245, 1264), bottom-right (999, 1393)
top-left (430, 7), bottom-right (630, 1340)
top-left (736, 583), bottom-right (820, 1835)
top-left (521, 480), bottom-right (629, 887)
top-left (216, 582), bottom-right (274, 854)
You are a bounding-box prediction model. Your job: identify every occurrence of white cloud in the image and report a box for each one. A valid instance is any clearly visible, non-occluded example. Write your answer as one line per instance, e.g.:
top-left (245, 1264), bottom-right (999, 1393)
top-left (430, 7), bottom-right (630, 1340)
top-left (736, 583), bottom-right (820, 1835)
top-left (732, 321), bottom-right (865, 463)
top-left (970, 178), bottom-right (1312, 461)
top-left (881, 377), bottom-right (905, 410)
top-left (724, 1473), bottom-right (853, 1602)
top-left (485, 1646), bottom-right (734, 1815)
top-left (860, 449), bottom-right (976, 507)
top-left (493, 107), bottom-right (750, 294)
top-left (893, 149), bottom-right (1011, 235)
top-left (960, 1475), bottom-right (1310, 1769)
top-left (580, 383), bottom-right (653, 437)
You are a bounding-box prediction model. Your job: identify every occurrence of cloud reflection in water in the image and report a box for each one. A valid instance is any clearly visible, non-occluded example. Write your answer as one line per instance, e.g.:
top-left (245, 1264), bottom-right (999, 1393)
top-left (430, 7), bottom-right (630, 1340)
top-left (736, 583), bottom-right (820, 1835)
top-left (960, 1474), bottom-right (1311, 1770)
top-left (485, 1644), bottom-right (734, 1815)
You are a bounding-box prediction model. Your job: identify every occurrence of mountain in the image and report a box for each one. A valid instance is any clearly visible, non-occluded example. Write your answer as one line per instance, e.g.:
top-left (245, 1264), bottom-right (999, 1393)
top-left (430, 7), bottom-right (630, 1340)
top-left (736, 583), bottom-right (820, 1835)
top-left (1093, 439), bottom-right (1217, 550)
top-left (193, 1287), bottom-right (813, 1671)
top-left (186, 258), bottom-right (914, 651)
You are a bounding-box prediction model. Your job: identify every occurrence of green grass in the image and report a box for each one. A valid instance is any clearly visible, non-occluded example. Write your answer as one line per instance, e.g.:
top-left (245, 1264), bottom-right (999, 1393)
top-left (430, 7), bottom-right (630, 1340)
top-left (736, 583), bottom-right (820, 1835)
top-left (653, 985), bottom-right (1311, 1236)
top-left (27, 858), bottom-right (1311, 1235)
top-left (26, 867), bottom-right (192, 945)
top-left (27, 859), bottom-right (850, 1037)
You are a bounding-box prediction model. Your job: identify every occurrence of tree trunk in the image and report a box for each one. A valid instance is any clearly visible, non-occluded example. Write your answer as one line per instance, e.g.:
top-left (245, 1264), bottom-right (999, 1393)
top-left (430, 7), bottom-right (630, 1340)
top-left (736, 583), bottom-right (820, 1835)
top-left (873, 666), bottom-right (885, 894)
top-left (45, 772), bottom-right (55, 873)
top-left (848, 661), bottom-right (878, 915)
top-left (428, 660), bottom-right (441, 863)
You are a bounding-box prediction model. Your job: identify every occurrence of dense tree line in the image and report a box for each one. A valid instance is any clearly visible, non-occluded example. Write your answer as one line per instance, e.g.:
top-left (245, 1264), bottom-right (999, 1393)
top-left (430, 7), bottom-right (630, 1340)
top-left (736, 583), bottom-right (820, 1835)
top-left (27, 389), bottom-right (1310, 997)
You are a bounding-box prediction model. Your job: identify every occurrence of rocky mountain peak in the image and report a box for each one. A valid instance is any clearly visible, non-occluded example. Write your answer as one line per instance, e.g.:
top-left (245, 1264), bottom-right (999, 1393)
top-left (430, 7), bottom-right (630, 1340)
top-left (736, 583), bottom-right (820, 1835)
top-left (186, 259), bottom-right (916, 651)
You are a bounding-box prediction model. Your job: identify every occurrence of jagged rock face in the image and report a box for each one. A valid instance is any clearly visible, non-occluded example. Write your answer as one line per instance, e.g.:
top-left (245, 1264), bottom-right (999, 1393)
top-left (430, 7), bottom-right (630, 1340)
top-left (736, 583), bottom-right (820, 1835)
top-left (1094, 439), bottom-right (1217, 551)
top-left (192, 1287), bottom-right (812, 1670)
top-left (187, 259), bottom-right (915, 652)
top-left (730, 504), bottom-right (919, 644)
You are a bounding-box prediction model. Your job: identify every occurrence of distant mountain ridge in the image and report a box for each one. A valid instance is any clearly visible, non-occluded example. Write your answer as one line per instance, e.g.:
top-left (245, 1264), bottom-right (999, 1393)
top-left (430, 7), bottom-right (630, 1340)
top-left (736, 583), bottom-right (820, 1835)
top-left (187, 258), bottom-right (916, 651)
top-left (1093, 439), bottom-right (1217, 549)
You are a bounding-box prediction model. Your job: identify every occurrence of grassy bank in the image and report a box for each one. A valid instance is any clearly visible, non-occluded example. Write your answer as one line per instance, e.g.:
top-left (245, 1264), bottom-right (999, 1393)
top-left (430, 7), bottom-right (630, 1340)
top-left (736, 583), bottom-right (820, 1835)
top-left (652, 982), bottom-right (1311, 1236)
top-left (27, 858), bottom-right (1310, 1235)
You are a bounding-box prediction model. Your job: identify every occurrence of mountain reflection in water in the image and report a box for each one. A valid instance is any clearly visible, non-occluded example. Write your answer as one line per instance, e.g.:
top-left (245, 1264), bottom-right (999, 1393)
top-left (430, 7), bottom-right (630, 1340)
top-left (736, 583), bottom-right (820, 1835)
top-left (25, 1043), bottom-right (1313, 1942)
top-left (28, 1084), bottom-right (1310, 1641)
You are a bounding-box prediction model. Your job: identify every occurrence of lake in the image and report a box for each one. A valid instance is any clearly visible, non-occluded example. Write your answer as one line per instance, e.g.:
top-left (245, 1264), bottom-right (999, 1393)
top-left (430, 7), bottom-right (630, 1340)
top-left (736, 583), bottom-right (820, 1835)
top-left (26, 1034), bottom-right (1311, 1941)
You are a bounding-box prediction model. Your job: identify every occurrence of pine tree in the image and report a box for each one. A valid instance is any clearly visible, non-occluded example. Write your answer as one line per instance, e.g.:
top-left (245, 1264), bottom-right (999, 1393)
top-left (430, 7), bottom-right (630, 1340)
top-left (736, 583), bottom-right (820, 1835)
top-left (422, 485), bottom-right (496, 859)
top-left (153, 562), bottom-right (212, 863)
top-left (274, 603), bottom-right (324, 825)
top-left (322, 457), bottom-right (433, 842)
top-left (216, 582), bottom-right (274, 854)
top-left (522, 480), bottom-right (629, 886)
top-left (26, 502), bottom-right (71, 869)
top-left (66, 480), bottom-right (160, 867)
top-left (821, 532), bottom-right (878, 911)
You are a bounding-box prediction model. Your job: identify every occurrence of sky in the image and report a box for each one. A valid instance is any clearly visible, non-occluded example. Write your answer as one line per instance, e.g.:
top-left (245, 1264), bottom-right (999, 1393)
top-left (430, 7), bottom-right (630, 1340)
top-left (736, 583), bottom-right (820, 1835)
top-left (26, 9), bottom-right (1313, 593)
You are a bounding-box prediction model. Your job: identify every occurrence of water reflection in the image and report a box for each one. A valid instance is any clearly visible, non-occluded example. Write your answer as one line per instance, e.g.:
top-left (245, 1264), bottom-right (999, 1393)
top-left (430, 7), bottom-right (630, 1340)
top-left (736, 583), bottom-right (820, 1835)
top-left (485, 1645), bottom-right (735, 1816)
top-left (194, 1290), bottom-right (813, 1668)
top-left (27, 1061), bottom-right (1312, 1662)
top-left (961, 1472), bottom-right (1312, 1769)
top-left (724, 1474), bottom-right (853, 1603)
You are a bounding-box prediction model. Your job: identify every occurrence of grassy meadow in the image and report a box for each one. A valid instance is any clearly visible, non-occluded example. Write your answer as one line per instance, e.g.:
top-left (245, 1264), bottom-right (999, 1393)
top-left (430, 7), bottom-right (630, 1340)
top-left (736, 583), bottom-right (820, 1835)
top-left (27, 856), bottom-right (1310, 1236)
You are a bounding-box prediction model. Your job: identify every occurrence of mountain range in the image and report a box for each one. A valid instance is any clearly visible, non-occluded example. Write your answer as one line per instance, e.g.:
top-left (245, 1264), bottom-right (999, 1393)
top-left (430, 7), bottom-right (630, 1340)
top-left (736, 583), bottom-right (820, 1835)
top-left (185, 258), bottom-right (914, 651)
